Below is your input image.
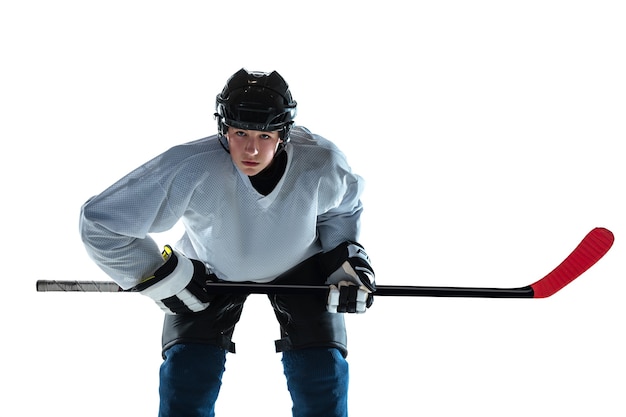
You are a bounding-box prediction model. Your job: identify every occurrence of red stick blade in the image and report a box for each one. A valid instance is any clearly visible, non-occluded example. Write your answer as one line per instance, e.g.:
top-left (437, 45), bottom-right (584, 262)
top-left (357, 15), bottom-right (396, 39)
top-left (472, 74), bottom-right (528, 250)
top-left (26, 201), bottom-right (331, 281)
top-left (530, 227), bottom-right (614, 298)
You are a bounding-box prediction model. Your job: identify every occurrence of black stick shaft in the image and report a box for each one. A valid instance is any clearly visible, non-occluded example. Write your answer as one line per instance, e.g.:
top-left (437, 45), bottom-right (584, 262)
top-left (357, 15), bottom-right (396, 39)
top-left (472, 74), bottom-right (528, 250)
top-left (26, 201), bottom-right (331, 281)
top-left (35, 280), bottom-right (534, 298)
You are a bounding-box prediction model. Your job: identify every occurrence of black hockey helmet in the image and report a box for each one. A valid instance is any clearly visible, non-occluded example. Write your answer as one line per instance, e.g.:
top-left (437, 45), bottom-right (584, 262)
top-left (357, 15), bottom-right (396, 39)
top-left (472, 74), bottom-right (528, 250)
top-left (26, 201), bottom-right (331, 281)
top-left (215, 68), bottom-right (297, 141)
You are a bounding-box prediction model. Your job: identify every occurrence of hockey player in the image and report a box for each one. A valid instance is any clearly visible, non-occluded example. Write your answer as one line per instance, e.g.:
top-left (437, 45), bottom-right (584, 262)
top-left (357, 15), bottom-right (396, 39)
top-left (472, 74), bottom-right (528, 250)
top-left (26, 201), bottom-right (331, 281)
top-left (79, 68), bottom-right (375, 417)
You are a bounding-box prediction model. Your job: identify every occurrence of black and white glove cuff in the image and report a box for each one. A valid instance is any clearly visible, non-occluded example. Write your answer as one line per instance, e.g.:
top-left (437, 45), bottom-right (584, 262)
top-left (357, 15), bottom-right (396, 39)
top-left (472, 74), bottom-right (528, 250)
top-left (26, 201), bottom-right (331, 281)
top-left (137, 249), bottom-right (211, 314)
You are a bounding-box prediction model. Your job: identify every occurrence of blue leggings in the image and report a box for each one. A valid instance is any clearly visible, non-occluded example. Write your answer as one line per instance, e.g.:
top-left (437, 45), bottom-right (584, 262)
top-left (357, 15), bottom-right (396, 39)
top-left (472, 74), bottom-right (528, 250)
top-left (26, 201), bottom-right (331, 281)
top-left (159, 343), bottom-right (349, 417)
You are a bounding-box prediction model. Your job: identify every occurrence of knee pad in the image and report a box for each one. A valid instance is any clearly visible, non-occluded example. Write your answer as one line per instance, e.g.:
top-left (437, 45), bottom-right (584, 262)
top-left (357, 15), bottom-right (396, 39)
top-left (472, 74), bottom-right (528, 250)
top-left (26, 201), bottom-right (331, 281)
top-left (161, 294), bottom-right (248, 356)
top-left (272, 297), bottom-right (348, 357)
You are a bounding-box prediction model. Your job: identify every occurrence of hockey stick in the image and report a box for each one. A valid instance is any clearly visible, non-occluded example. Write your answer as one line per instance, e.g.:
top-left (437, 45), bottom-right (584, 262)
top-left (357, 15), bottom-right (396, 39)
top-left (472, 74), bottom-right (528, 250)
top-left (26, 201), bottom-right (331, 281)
top-left (36, 227), bottom-right (613, 298)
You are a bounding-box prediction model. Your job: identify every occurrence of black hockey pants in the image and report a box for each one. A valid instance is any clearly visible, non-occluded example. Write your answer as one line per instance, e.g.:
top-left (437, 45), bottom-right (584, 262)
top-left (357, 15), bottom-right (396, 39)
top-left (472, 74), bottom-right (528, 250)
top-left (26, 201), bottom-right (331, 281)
top-left (160, 252), bottom-right (348, 357)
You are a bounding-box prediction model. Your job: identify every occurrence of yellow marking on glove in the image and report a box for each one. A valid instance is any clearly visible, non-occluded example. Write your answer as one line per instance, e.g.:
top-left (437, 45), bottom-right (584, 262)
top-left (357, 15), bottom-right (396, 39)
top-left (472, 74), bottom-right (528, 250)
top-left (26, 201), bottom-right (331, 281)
top-left (161, 245), bottom-right (173, 260)
top-left (138, 245), bottom-right (174, 285)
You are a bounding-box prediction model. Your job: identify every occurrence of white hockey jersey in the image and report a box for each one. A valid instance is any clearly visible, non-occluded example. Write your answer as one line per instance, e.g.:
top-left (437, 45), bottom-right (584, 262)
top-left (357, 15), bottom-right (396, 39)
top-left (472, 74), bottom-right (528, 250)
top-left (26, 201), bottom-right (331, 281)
top-left (79, 126), bottom-right (365, 289)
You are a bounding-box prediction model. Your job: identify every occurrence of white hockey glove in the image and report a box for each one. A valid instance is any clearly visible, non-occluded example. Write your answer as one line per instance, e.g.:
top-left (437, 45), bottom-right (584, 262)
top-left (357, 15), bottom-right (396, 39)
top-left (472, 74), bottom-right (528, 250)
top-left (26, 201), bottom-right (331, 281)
top-left (134, 245), bottom-right (216, 315)
top-left (323, 241), bottom-right (375, 314)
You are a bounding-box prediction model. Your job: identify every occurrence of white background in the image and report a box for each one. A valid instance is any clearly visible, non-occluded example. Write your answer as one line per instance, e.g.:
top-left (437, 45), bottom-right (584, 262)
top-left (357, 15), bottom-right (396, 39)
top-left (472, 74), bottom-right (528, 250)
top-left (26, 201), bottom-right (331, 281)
top-left (2, 1), bottom-right (624, 416)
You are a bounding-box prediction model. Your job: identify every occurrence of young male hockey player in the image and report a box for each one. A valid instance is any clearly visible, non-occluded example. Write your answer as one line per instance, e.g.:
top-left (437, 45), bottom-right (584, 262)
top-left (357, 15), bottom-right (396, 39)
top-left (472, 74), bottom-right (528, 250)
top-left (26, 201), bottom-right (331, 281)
top-left (79, 68), bottom-right (375, 417)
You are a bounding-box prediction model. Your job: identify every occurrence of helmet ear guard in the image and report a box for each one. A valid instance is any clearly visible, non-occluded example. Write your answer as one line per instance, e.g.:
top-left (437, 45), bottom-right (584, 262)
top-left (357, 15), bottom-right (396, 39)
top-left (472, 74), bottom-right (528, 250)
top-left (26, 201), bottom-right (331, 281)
top-left (214, 111), bottom-right (229, 136)
top-left (215, 69), bottom-right (297, 142)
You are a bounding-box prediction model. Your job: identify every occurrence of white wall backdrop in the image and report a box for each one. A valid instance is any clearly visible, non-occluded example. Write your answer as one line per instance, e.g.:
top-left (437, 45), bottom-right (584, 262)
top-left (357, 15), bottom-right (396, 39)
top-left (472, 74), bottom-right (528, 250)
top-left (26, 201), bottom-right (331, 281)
top-left (2, 1), bottom-right (624, 416)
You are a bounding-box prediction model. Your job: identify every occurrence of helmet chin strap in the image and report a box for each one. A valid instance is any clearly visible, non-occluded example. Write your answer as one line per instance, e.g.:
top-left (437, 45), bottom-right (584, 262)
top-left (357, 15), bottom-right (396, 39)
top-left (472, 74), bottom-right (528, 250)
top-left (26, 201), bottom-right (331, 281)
top-left (218, 132), bottom-right (230, 154)
top-left (215, 112), bottom-right (231, 154)
top-left (276, 138), bottom-right (286, 153)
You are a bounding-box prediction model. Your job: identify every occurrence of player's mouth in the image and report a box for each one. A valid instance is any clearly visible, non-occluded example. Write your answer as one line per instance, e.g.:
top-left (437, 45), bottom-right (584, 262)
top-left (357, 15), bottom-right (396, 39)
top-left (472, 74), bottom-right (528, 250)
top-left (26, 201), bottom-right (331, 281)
top-left (242, 160), bottom-right (259, 167)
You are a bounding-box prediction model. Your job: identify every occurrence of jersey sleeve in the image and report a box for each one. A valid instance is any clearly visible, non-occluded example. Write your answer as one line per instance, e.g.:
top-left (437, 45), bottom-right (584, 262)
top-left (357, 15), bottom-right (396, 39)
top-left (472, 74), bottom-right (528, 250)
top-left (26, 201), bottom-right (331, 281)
top-left (79, 145), bottom-right (205, 289)
top-left (315, 149), bottom-right (365, 252)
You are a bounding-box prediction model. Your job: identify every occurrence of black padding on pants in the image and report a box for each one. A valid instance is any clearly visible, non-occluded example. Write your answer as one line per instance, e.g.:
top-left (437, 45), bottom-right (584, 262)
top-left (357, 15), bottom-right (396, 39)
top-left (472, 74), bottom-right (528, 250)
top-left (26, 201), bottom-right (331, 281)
top-left (161, 293), bottom-right (248, 356)
top-left (269, 254), bottom-right (348, 357)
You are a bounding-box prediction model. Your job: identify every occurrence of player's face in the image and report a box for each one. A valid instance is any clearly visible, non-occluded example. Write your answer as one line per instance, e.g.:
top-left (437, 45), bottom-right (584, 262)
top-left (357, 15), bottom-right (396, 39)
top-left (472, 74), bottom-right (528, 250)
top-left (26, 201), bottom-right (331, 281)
top-left (226, 128), bottom-right (283, 176)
